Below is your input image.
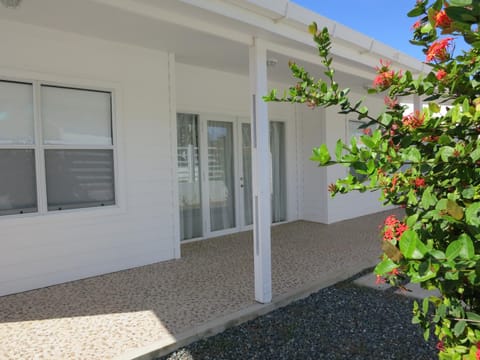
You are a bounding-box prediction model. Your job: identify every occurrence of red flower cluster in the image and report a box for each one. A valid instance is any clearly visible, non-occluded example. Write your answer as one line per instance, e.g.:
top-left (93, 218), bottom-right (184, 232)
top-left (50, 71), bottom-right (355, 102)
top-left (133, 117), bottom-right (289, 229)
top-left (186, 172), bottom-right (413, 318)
top-left (411, 19), bottom-right (422, 30)
top-left (436, 341), bottom-right (445, 352)
top-left (373, 70), bottom-right (394, 88)
top-left (414, 177), bottom-right (426, 188)
top-left (435, 9), bottom-right (453, 31)
top-left (422, 135), bottom-right (439, 143)
top-left (402, 110), bottom-right (425, 129)
top-left (384, 96), bottom-right (399, 109)
top-left (362, 128), bottom-right (372, 136)
top-left (436, 69), bottom-right (447, 80)
top-left (426, 37), bottom-right (454, 63)
top-left (382, 215), bottom-right (408, 242)
top-left (373, 60), bottom-right (402, 89)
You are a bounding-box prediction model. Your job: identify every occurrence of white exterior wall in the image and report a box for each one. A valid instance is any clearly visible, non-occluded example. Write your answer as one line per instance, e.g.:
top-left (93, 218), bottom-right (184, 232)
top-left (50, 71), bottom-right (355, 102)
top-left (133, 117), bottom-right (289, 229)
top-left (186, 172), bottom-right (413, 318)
top-left (299, 106), bottom-right (328, 223)
top-left (176, 63), bottom-right (300, 223)
top-left (0, 21), bottom-right (176, 296)
top-left (300, 92), bottom-right (394, 224)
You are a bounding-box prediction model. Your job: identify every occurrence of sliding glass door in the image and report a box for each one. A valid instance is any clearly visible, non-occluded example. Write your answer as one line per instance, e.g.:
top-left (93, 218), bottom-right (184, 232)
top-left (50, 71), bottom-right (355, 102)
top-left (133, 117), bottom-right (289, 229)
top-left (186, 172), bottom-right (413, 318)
top-left (177, 114), bottom-right (287, 241)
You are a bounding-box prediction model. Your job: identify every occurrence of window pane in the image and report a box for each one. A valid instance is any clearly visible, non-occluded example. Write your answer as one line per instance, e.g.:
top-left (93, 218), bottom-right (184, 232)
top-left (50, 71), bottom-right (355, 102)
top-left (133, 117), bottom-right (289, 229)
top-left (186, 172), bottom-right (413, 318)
top-left (45, 149), bottom-right (115, 211)
top-left (270, 122), bottom-right (286, 223)
top-left (0, 149), bottom-right (37, 215)
top-left (177, 113), bottom-right (202, 240)
top-left (241, 123), bottom-right (253, 226)
top-left (0, 81), bottom-right (34, 145)
top-left (208, 121), bottom-right (235, 231)
top-left (41, 86), bottom-right (112, 145)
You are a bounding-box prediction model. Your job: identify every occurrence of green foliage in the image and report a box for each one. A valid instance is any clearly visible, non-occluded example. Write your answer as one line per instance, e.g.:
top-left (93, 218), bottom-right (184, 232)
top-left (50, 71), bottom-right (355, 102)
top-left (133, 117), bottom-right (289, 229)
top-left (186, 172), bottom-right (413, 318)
top-left (265, 1), bottom-right (480, 357)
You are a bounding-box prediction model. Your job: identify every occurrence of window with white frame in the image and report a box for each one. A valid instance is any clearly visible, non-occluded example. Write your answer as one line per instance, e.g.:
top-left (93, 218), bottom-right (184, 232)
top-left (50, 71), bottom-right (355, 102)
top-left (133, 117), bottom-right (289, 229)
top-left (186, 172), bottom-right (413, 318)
top-left (0, 79), bottom-right (115, 216)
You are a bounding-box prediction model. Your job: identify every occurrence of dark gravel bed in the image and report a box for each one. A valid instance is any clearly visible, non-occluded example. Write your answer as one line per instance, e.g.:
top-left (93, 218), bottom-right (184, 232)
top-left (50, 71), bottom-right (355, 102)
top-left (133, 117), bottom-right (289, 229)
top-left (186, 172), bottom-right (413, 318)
top-left (158, 273), bottom-right (437, 360)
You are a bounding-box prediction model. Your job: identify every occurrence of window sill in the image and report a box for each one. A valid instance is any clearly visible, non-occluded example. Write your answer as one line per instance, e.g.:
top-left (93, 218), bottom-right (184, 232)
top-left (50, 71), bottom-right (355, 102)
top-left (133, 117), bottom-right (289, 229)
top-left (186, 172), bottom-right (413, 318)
top-left (0, 204), bottom-right (127, 226)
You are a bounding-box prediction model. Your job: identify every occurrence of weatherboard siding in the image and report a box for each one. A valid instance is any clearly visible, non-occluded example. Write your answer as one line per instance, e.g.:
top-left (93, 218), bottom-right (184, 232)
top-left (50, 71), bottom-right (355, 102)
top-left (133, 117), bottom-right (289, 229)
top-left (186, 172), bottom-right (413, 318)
top-left (0, 21), bottom-right (176, 296)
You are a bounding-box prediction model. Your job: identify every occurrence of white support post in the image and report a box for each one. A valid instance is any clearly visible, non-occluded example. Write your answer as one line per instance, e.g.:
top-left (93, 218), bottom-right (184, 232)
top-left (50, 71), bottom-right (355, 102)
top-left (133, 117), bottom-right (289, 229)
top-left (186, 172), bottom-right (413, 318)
top-left (249, 37), bottom-right (272, 304)
top-left (413, 94), bottom-right (422, 113)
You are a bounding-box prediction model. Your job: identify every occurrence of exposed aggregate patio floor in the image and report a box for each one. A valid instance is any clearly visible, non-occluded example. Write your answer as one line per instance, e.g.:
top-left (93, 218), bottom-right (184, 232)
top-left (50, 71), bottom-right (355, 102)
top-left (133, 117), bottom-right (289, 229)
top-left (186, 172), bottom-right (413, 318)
top-left (0, 209), bottom-right (402, 360)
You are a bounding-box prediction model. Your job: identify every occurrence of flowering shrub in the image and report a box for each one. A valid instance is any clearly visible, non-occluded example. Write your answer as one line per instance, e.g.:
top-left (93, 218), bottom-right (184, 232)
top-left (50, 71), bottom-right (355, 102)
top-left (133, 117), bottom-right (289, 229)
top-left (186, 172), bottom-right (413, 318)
top-left (264, 0), bottom-right (480, 358)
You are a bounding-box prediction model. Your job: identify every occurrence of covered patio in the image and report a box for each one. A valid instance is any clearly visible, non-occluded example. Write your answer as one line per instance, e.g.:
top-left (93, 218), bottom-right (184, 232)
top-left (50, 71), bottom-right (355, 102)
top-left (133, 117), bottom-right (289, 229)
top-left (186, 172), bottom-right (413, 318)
top-left (0, 209), bottom-right (400, 360)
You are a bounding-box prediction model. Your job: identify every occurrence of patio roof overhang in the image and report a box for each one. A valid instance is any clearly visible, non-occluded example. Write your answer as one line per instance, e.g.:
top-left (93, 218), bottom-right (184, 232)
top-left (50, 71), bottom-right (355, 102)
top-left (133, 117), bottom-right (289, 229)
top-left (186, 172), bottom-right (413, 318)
top-left (0, 0), bottom-right (427, 304)
top-left (0, 0), bottom-right (428, 88)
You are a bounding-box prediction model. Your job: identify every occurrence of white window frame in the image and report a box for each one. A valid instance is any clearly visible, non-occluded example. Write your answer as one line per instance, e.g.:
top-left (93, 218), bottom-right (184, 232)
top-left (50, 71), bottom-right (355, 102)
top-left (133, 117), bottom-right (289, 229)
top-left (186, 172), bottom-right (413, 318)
top-left (0, 76), bottom-right (121, 219)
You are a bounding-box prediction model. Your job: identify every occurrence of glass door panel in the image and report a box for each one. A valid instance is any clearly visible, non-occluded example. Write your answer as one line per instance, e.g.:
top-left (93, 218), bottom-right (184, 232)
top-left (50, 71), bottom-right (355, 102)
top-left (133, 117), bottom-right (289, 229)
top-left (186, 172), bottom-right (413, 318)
top-left (208, 121), bottom-right (235, 231)
top-left (270, 121), bottom-right (286, 223)
top-left (241, 123), bottom-right (253, 226)
top-left (177, 114), bottom-right (202, 240)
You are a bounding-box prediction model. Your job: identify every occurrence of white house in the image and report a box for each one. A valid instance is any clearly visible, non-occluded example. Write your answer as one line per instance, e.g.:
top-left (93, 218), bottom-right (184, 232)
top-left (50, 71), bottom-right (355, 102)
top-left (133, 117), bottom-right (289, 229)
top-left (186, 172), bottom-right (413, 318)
top-left (0, 0), bottom-right (427, 300)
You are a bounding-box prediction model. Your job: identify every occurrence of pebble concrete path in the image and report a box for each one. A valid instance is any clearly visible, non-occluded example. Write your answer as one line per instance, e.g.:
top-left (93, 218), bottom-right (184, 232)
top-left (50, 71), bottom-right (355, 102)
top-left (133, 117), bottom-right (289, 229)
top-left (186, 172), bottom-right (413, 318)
top-left (0, 209), bottom-right (402, 359)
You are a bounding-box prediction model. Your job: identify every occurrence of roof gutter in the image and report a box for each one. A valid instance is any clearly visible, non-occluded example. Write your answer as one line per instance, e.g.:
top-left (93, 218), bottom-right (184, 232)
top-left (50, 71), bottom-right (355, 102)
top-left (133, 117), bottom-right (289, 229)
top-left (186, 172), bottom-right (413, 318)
top-left (220, 0), bottom-right (428, 74)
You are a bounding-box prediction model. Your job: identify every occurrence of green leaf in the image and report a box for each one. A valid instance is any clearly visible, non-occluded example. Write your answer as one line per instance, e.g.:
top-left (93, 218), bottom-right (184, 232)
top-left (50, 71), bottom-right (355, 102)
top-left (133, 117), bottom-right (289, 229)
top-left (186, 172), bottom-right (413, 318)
top-left (335, 140), bottom-right (343, 160)
top-left (446, 6), bottom-right (477, 24)
top-left (430, 250), bottom-right (446, 260)
top-left (360, 135), bottom-right (375, 149)
top-left (412, 259), bottom-right (438, 282)
top-left (470, 148), bottom-right (480, 162)
top-left (403, 147), bottom-right (421, 162)
top-left (408, 189), bottom-right (419, 206)
top-left (400, 230), bottom-right (427, 259)
top-left (436, 199), bottom-right (448, 211)
top-left (466, 312), bottom-right (480, 322)
top-left (374, 257), bottom-right (397, 275)
top-left (379, 113), bottom-right (392, 126)
top-left (447, 200), bottom-right (464, 220)
top-left (421, 187), bottom-right (437, 210)
top-left (407, 7), bottom-right (424, 17)
top-left (439, 146), bottom-right (455, 162)
top-left (308, 22), bottom-right (318, 35)
top-left (449, 0), bottom-right (472, 6)
top-left (446, 234), bottom-right (475, 260)
top-left (423, 297), bottom-right (429, 314)
top-left (429, 102), bottom-right (441, 113)
top-left (310, 144), bottom-right (331, 165)
top-left (462, 187), bottom-right (475, 199)
top-left (423, 327), bottom-right (430, 341)
top-left (406, 214), bottom-right (419, 228)
top-left (453, 320), bottom-right (467, 337)
top-left (421, 23), bottom-right (433, 34)
top-left (465, 202), bottom-right (480, 226)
